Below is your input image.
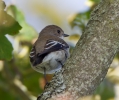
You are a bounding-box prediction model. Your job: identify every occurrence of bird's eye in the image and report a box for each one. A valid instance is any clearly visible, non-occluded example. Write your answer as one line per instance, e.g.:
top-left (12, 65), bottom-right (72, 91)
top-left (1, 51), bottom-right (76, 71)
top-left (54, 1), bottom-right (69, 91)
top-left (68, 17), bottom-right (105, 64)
top-left (57, 30), bottom-right (60, 34)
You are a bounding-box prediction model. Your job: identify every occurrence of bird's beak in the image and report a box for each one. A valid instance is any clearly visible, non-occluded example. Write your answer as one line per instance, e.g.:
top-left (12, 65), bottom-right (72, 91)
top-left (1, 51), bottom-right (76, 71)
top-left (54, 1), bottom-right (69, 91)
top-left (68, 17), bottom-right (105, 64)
top-left (63, 34), bottom-right (69, 37)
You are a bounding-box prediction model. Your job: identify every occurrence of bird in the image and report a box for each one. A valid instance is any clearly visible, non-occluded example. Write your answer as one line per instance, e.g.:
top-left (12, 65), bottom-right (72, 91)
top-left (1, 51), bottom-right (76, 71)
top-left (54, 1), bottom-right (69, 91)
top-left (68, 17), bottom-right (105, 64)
top-left (29, 25), bottom-right (70, 80)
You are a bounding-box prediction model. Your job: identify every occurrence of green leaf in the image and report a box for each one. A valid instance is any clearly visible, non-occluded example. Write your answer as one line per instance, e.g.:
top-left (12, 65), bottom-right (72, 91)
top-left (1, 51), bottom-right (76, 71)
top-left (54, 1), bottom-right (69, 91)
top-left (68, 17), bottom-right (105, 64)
top-left (0, 1), bottom-right (22, 36)
top-left (0, 1), bottom-right (6, 11)
top-left (0, 35), bottom-right (13, 60)
top-left (7, 5), bottom-right (37, 41)
top-left (0, 10), bottom-right (22, 36)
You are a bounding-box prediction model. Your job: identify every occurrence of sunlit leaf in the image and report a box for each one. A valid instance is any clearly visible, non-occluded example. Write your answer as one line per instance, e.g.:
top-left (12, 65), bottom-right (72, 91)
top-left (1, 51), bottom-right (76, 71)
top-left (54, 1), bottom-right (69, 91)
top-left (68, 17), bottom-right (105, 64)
top-left (69, 34), bottom-right (80, 41)
top-left (90, 0), bottom-right (100, 4)
top-left (0, 1), bottom-right (22, 36)
top-left (0, 35), bottom-right (13, 60)
top-left (7, 5), bottom-right (37, 41)
top-left (0, 0), bottom-right (6, 10)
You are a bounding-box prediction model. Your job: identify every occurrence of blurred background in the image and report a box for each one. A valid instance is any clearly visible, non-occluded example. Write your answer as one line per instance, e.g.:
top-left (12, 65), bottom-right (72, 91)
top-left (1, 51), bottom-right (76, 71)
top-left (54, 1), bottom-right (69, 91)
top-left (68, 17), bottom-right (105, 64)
top-left (0, 0), bottom-right (119, 100)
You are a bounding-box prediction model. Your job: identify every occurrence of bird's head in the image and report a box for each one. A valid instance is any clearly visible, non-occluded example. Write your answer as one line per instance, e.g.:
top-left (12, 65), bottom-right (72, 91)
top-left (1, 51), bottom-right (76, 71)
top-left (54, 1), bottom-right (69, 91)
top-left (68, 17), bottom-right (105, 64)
top-left (40, 25), bottom-right (69, 38)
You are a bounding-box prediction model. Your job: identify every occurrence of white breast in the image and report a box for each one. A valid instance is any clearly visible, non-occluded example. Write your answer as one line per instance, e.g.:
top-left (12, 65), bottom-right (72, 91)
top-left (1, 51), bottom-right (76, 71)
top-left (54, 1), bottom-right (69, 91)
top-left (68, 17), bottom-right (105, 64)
top-left (43, 49), bottom-right (69, 73)
top-left (32, 49), bottom-right (69, 74)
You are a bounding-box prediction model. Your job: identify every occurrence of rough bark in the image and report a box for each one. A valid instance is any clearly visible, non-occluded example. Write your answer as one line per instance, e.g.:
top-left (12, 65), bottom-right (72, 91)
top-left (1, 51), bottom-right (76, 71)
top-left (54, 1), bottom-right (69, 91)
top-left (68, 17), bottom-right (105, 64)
top-left (38, 0), bottom-right (119, 100)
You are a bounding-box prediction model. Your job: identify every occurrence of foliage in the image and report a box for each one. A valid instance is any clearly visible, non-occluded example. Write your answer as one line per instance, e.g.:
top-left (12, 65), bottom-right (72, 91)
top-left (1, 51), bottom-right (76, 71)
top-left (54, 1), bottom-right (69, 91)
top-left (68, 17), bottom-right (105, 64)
top-left (0, 1), bottom-right (21, 60)
top-left (7, 5), bottom-right (37, 41)
top-left (0, 1), bottom-right (39, 100)
top-left (0, 35), bottom-right (13, 60)
top-left (69, 11), bottom-right (91, 32)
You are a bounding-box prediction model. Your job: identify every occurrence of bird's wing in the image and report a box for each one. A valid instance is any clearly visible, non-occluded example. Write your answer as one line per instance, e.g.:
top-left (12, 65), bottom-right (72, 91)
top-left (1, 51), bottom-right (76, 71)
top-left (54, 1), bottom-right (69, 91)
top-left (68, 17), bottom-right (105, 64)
top-left (40, 39), bottom-right (69, 55)
top-left (29, 39), bottom-right (69, 66)
top-left (29, 45), bottom-right (46, 66)
top-left (29, 46), bottom-right (36, 58)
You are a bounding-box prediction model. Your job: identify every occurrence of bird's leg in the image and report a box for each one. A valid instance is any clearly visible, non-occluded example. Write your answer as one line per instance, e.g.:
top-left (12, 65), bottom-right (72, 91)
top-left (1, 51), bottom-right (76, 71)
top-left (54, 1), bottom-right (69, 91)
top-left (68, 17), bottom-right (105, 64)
top-left (43, 67), bottom-right (47, 84)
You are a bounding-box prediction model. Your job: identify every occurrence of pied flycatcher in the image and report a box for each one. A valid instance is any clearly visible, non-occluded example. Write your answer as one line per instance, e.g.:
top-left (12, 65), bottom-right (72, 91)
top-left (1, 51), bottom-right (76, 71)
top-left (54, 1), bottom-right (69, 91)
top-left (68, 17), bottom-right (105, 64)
top-left (29, 25), bottom-right (70, 76)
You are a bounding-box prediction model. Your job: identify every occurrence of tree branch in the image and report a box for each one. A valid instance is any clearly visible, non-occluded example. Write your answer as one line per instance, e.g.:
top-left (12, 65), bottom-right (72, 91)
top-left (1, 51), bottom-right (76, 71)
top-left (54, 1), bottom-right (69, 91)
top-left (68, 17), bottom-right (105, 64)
top-left (38, 0), bottom-right (119, 100)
